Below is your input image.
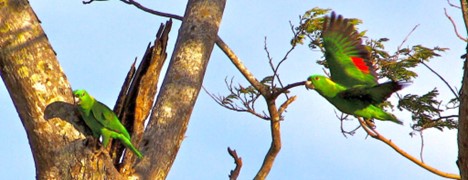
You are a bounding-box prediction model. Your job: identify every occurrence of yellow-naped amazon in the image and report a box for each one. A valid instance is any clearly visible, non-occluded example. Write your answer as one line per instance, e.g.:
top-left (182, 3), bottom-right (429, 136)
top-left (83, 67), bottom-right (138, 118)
top-left (73, 89), bottom-right (143, 158)
top-left (306, 12), bottom-right (407, 124)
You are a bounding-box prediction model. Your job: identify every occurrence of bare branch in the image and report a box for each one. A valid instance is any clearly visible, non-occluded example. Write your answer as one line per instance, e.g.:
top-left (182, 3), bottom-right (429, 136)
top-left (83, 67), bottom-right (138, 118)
top-left (202, 85), bottom-right (270, 120)
top-left (264, 37), bottom-right (292, 89)
top-left (82, 0), bottom-right (94, 4)
top-left (420, 60), bottom-right (460, 100)
top-left (120, 0), bottom-right (183, 20)
top-left (447, 0), bottom-right (461, 9)
top-left (444, 8), bottom-right (467, 42)
top-left (278, 96), bottom-right (297, 116)
top-left (334, 111), bottom-right (360, 138)
top-left (227, 147), bottom-right (243, 180)
top-left (397, 24), bottom-right (419, 51)
top-left (214, 19), bottom-right (304, 180)
top-left (255, 103), bottom-right (282, 179)
top-left (264, 24), bottom-right (300, 99)
top-left (357, 117), bottom-right (460, 179)
top-left (271, 81), bottom-right (306, 98)
top-left (420, 131), bottom-right (425, 163)
top-left (216, 37), bottom-right (269, 96)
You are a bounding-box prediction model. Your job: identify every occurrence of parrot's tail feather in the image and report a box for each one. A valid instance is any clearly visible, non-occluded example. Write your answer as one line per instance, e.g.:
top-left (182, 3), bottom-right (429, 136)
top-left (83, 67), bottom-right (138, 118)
top-left (396, 81), bottom-right (412, 90)
top-left (126, 144), bottom-right (143, 159)
top-left (388, 114), bottom-right (403, 125)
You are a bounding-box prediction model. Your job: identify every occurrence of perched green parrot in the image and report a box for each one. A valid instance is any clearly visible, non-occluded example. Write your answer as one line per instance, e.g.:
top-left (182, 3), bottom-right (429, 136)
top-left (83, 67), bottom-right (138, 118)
top-left (305, 12), bottom-right (406, 125)
top-left (73, 89), bottom-right (143, 159)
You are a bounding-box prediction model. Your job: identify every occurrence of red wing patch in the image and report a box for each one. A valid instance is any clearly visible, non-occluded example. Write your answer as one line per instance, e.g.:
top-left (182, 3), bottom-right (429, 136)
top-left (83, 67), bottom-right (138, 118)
top-left (351, 57), bottom-right (370, 74)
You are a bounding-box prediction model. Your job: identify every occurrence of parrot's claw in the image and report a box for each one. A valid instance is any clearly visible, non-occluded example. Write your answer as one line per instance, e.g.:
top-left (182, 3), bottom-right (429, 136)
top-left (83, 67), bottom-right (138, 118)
top-left (91, 148), bottom-right (104, 160)
top-left (86, 136), bottom-right (109, 159)
top-left (364, 119), bottom-right (376, 129)
top-left (91, 147), bottom-right (110, 160)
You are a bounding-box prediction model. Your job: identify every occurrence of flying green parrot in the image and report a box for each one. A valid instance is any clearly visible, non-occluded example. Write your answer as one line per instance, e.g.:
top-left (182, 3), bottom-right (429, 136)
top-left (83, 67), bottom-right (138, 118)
top-left (305, 12), bottom-right (406, 125)
top-left (73, 89), bottom-right (143, 159)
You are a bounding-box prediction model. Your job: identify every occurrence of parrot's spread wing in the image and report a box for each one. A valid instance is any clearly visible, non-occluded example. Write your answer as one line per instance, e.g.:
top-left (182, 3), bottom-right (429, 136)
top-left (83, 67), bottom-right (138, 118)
top-left (322, 12), bottom-right (377, 87)
top-left (92, 101), bottom-right (131, 139)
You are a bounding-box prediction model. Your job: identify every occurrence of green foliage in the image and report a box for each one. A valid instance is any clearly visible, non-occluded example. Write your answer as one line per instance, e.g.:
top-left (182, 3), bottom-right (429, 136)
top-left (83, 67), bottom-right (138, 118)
top-left (371, 40), bottom-right (449, 81)
top-left (292, 7), bottom-right (363, 50)
top-left (398, 89), bottom-right (458, 131)
top-left (294, 7), bottom-right (458, 132)
top-left (291, 7), bottom-right (330, 47)
top-left (215, 7), bottom-right (459, 133)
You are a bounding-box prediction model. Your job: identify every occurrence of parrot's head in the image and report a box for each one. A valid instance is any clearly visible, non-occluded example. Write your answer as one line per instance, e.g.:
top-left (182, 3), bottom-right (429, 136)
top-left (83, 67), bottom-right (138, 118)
top-left (306, 75), bottom-right (342, 98)
top-left (305, 75), bottom-right (332, 91)
top-left (305, 75), bottom-right (322, 90)
top-left (73, 89), bottom-right (94, 109)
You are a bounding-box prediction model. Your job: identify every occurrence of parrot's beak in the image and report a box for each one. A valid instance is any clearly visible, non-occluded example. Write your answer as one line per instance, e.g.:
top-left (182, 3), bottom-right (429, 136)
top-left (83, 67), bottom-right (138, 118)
top-left (305, 81), bottom-right (314, 90)
top-left (74, 96), bottom-right (81, 105)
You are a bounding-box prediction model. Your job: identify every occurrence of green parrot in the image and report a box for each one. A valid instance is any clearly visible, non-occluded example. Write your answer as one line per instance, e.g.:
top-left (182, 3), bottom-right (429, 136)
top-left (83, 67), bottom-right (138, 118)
top-left (305, 12), bottom-right (406, 125)
top-left (73, 89), bottom-right (143, 159)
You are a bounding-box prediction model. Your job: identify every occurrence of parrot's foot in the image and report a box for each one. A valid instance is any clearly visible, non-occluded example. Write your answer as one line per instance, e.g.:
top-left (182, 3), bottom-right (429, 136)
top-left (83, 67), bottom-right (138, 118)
top-left (364, 119), bottom-right (376, 129)
top-left (91, 147), bottom-right (111, 160)
top-left (85, 136), bottom-right (110, 159)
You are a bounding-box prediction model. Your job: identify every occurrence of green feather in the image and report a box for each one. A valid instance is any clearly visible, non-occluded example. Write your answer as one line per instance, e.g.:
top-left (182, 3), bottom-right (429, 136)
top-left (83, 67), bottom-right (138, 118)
top-left (322, 12), bottom-right (377, 87)
top-left (306, 12), bottom-right (408, 125)
top-left (306, 75), bottom-right (402, 124)
top-left (73, 89), bottom-right (143, 158)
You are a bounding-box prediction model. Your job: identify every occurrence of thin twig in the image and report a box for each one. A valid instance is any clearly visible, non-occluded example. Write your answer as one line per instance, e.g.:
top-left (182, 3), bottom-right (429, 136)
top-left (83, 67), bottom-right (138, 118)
top-left (397, 24), bottom-right (420, 51)
top-left (419, 131), bottom-right (425, 163)
top-left (335, 111), bottom-right (360, 138)
top-left (447, 0), bottom-right (461, 9)
top-left (202, 85), bottom-right (270, 120)
top-left (263, 37), bottom-right (286, 96)
top-left (120, 0), bottom-right (183, 20)
top-left (227, 147), bottom-right (243, 180)
top-left (420, 60), bottom-right (460, 100)
top-left (278, 96), bottom-right (297, 116)
top-left (275, 23), bottom-right (298, 74)
top-left (357, 117), bottom-right (460, 179)
top-left (444, 8), bottom-right (467, 42)
top-left (265, 37), bottom-right (276, 86)
top-left (265, 23), bottom-right (300, 100)
top-left (271, 81), bottom-right (306, 98)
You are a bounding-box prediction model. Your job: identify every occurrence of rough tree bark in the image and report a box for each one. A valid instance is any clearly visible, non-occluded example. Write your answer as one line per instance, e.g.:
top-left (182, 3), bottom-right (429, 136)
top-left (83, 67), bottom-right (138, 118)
top-left (0, 1), bottom-right (123, 179)
top-left (134, 0), bottom-right (226, 179)
top-left (458, 1), bottom-right (468, 179)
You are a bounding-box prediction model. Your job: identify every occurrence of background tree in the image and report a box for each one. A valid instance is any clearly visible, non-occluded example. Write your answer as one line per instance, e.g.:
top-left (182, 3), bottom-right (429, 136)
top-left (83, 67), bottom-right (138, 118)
top-left (1, 0), bottom-right (225, 179)
top-left (0, 0), bottom-right (464, 179)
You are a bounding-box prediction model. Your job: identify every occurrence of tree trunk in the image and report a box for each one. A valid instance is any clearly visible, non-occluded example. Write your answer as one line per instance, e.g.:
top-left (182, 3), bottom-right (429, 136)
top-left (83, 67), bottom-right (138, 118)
top-left (0, 1), bottom-right (123, 179)
top-left (134, 0), bottom-right (226, 179)
top-left (458, 1), bottom-right (468, 179)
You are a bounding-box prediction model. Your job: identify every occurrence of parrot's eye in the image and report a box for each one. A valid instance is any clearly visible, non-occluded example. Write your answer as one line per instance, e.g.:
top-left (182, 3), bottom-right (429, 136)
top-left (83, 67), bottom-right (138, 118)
top-left (315, 76), bottom-right (320, 81)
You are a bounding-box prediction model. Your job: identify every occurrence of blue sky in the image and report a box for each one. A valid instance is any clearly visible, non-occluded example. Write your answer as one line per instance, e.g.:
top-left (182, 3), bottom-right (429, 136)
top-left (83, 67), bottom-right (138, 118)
top-left (0, 0), bottom-right (464, 179)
